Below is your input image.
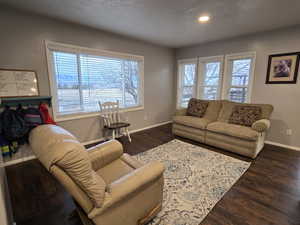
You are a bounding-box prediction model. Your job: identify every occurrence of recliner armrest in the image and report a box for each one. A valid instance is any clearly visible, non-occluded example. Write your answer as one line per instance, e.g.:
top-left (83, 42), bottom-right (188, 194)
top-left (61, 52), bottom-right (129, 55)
top-left (87, 140), bottom-right (123, 171)
top-left (252, 119), bottom-right (271, 133)
top-left (108, 161), bottom-right (164, 193)
top-left (88, 161), bottom-right (165, 218)
top-left (121, 153), bottom-right (144, 169)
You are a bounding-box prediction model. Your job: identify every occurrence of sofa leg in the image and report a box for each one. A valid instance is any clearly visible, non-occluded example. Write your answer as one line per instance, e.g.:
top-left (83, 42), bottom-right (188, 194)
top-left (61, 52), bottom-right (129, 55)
top-left (137, 203), bottom-right (162, 225)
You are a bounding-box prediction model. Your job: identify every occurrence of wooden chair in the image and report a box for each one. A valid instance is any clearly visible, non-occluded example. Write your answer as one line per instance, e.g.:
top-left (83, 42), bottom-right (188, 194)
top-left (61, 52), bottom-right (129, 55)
top-left (99, 101), bottom-right (131, 142)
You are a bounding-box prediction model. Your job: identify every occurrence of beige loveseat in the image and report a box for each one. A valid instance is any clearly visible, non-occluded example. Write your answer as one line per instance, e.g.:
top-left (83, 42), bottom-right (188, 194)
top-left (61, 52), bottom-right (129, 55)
top-left (29, 125), bottom-right (165, 225)
top-left (173, 100), bottom-right (273, 159)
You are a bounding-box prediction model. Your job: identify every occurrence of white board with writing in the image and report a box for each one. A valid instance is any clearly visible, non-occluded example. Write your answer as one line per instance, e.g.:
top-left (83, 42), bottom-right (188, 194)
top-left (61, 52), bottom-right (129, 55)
top-left (0, 70), bottom-right (39, 97)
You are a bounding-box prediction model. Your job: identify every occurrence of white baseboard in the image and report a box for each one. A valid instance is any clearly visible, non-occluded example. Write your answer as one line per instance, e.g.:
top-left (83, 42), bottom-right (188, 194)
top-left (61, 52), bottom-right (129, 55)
top-left (265, 140), bottom-right (300, 151)
top-left (3, 155), bottom-right (37, 167)
top-left (81, 121), bottom-right (172, 146)
top-left (130, 121), bottom-right (172, 134)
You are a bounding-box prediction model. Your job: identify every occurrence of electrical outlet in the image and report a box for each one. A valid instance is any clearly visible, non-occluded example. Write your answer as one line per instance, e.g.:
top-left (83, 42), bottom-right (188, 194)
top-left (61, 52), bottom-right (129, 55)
top-left (286, 129), bottom-right (292, 136)
top-left (125, 116), bottom-right (129, 122)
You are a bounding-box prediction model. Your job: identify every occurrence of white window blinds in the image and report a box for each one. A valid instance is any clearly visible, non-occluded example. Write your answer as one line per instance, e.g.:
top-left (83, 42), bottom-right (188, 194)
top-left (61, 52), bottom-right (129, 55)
top-left (47, 42), bottom-right (144, 119)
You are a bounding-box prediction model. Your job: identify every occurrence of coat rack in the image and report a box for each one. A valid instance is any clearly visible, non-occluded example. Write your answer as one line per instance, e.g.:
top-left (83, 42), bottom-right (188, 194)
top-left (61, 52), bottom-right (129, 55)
top-left (0, 96), bottom-right (52, 107)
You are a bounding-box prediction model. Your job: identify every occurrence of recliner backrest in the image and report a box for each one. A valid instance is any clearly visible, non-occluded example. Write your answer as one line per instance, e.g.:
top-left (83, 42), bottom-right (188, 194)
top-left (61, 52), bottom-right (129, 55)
top-left (29, 125), bottom-right (106, 210)
top-left (51, 165), bottom-right (94, 213)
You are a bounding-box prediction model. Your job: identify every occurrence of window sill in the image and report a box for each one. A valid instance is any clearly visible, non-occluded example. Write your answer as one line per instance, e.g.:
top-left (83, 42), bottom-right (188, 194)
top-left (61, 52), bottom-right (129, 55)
top-left (55, 106), bottom-right (144, 122)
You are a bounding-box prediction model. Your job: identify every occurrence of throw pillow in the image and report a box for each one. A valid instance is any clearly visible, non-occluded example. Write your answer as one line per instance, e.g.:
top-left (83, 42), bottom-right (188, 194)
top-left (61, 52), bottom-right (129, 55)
top-left (229, 105), bottom-right (262, 127)
top-left (187, 98), bottom-right (209, 117)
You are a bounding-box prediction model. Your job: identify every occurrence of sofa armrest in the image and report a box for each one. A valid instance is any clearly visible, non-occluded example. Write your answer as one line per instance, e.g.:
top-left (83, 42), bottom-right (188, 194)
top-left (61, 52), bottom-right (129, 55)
top-left (175, 108), bottom-right (187, 116)
top-left (87, 140), bottom-right (123, 171)
top-left (252, 119), bottom-right (271, 133)
top-left (88, 161), bottom-right (165, 218)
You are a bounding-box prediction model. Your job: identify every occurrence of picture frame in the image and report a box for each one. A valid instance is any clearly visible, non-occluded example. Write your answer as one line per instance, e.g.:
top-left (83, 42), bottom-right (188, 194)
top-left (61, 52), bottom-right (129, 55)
top-left (266, 52), bottom-right (300, 84)
top-left (0, 69), bottom-right (40, 97)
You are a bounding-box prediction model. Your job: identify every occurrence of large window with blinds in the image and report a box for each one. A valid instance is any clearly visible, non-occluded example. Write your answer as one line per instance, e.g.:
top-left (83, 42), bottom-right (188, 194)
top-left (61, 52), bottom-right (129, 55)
top-left (177, 52), bottom-right (255, 108)
top-left (46, 41), bottom-right (144, 120)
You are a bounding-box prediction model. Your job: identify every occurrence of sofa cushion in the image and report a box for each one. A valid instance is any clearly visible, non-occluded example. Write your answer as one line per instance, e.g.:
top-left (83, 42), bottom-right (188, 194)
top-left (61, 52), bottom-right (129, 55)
top-left (174, 100), bottom-right (222, 120)
top-left (186, 98), bottom-right (209, 117)
top-left (173, 116), bottom-right (211, 129)
top-left (228, 105), bottom-right (262, 127)
top-left (218, 100), bottom-right (273, 122)
top-left (207, 122), bottom-right (259, 141)
top-left (203, 100), bottom-right (223, 121)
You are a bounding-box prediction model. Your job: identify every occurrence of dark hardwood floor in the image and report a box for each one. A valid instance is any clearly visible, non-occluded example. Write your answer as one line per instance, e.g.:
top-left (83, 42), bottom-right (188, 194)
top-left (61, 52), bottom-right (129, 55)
top-left (6, 124), bottom-right (300, 225)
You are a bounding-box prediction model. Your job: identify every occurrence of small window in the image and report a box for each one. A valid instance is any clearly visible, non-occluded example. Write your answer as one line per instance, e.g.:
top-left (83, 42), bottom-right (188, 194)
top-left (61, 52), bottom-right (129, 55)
top-left (197, 56), bottom-right (224, 100)
top-left (177, 59), bottom-right (197, 108)
top-left (46, 41), bottom-right (144, 121)
top-left (223, 53), bottom-right (255, 103)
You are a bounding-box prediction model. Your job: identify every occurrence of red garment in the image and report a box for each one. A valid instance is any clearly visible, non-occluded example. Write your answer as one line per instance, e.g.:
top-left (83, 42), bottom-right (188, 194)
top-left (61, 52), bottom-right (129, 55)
top-left (39, 103), bottom-right (56, 125)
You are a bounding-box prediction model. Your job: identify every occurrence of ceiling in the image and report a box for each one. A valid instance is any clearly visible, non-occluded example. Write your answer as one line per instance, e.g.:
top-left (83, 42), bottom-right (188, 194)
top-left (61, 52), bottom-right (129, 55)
top-left (2, 0), bottom-right (300, 48)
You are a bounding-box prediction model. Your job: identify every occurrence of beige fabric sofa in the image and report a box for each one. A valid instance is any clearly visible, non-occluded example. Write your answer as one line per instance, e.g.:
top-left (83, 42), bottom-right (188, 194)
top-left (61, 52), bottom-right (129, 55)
top-left (173, 100), bottom-right (273, 159)
top-left (29, 125), bottom-right (165, 225)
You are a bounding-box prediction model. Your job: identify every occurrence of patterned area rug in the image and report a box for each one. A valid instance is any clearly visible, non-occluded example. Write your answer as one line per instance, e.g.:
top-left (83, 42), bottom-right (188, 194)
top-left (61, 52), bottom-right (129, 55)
top-left (134, 139), bottom-right (250, 225)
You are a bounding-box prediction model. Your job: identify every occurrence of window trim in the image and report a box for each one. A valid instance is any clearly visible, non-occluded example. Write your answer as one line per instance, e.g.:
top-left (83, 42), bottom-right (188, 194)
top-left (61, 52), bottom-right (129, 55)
top-left (45, 40), bottom-right (145, 122)
top-left (176, 58), bottom-right (198, 109)
top-left (222, 52), bottom-right (256, 103)
top-left (197, 55), bottom-right (224, 100)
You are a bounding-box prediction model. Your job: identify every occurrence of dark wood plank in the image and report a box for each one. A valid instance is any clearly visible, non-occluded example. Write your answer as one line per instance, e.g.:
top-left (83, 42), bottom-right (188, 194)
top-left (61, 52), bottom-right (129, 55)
top-left (5, 123), bottom-right (300, 225)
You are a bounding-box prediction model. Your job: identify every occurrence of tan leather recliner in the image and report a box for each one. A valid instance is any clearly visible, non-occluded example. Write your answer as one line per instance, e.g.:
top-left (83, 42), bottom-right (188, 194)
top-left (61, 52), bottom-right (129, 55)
top-left (29, 125), bottom-right (165, 225)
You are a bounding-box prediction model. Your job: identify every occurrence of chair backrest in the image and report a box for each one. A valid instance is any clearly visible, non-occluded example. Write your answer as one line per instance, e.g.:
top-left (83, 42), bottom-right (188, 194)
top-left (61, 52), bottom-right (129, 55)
top-left (99, 100), bottom-right (121, 126)
top-left (29, 125), bottom-right (106, 213)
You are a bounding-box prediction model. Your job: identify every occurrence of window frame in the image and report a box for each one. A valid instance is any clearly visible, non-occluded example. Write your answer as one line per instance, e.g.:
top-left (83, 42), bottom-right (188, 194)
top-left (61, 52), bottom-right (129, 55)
top-left (222, 52), bottom-right (256, 103)
top-left (45, 41), bottom-right (145, 122)
top-left (197, 55), bottom-right (224, 100)
top-left (176, 58), bottom-right (198, 109)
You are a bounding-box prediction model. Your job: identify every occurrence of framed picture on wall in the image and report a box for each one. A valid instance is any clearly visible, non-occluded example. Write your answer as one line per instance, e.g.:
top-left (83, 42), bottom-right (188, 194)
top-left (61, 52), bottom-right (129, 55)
top-left (266, 52), bottom-right (300, 84)
top-left (0, 69), bottom-right (39, 97)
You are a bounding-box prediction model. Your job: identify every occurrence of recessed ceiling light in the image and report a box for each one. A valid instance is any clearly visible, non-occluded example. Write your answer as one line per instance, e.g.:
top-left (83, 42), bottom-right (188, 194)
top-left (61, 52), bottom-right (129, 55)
top-left (198, 15), bottom-right (210, 23)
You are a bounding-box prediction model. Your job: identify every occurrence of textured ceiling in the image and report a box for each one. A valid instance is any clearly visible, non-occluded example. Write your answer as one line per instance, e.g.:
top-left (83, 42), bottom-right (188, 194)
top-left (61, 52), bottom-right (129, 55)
top-left (1, 0), bottom-right (300, 47)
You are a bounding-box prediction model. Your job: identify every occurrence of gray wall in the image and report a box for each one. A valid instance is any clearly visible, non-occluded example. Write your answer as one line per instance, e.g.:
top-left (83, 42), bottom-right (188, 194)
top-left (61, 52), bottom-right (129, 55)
top-left (0, 7), bottom-right (175, 143)
top-left (176, 26), bottom-right (300, 147)
top-left (1, 6), bottom-right (299, 147)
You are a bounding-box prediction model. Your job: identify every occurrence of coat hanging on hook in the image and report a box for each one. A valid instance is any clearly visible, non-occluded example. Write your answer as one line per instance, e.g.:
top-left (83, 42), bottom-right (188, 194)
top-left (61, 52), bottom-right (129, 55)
top-left (39, 103), bottom-right (56, 125)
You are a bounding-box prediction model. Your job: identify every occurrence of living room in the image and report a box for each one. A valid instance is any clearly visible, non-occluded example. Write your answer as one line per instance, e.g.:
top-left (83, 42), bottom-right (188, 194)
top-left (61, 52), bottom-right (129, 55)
top-left (0, 1), bottom-right (300, 225)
